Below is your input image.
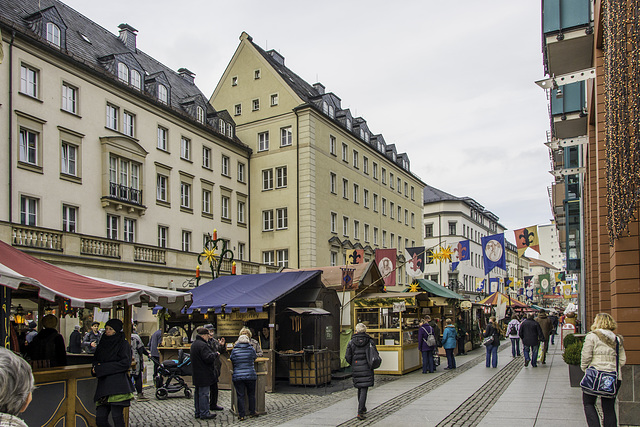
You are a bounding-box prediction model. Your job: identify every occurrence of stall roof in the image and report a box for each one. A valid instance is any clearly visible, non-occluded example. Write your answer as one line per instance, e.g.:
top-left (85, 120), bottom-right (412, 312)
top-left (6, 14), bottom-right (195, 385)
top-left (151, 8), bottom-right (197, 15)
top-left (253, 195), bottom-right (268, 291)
top-left (187, 270), bottom-right (322, 313)
top-left (477, 291), bottom-right (530, 308)
top-left (284, 261), bottom-right (380, 290)
top-left (415, 279), bottom-right (465, 300)
top-left (0, 240), bottom-right (191, 309)
top-left (287, 307), bottom-right (330, 315)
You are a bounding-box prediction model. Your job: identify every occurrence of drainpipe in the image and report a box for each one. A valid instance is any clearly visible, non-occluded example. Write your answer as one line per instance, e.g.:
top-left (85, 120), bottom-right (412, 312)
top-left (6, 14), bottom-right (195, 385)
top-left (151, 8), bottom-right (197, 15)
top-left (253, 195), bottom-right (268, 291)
top-left (8, 31), bottom-right (15, 223)
top-left (295, 110), bottom-right (300, 268)
top-left (247, 154), bottom-right (251, 263)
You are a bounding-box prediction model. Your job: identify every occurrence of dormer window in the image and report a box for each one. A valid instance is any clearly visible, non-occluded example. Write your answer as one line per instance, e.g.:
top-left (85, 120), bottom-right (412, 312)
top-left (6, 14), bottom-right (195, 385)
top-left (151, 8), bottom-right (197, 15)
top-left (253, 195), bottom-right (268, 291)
top-left (117, 63), bottom-right (129, 83)
top-left (227, 125), bottom-right (234, 139)
top-left (46, 23), bottom-right (61, 47)
top-left (131, 70), bottom-right (141, 90)
top-left (347, 118), bottom-right (352, 130)
top-left (329, 106), bottom-right (335, 119)
top-left (254, 69), bottom-right (261, 79)
top-left (359, 129), bottom-right (364, 140)
top-left (197, 106), bottom-right (205, 124)
top-left (322, 101), bottom-right (328, 115)
top-left (365, 132), bottom-right (370, 143)
top-left (219, 120), bottom-right (226, 134)
top-left (158, 84), bottom-right (168, 104)
top-left (232, 76), bottom-right (238, 86)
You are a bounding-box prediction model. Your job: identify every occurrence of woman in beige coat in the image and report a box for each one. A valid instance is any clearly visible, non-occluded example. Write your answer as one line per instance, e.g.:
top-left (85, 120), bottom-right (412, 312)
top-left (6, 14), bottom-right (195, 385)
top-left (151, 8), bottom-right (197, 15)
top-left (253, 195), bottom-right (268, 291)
top-left (580, 313), bottom-right (626, 427)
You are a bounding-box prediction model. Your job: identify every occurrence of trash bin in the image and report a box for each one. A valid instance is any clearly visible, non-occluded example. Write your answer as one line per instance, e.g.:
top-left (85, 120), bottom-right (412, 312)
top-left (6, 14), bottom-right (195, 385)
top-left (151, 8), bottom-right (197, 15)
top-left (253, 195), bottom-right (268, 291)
top-left (230, 357), bottom-right (267, 415)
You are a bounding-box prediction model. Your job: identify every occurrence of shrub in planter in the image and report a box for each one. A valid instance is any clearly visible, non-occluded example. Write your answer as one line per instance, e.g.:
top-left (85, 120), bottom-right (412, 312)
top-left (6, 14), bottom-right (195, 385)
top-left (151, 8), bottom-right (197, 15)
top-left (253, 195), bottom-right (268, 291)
top-left (563, 341), bottom-right (583, 365)
top-left (563, 333), bottom-right (578, 349)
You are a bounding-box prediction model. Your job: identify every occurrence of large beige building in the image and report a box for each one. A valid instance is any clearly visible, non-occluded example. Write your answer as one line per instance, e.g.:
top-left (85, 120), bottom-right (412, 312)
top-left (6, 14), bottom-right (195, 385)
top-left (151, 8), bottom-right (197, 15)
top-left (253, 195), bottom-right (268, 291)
top-left (0, 0), bottom-right (272, 290)
top-left (211, 33), bottom-right (424, 279)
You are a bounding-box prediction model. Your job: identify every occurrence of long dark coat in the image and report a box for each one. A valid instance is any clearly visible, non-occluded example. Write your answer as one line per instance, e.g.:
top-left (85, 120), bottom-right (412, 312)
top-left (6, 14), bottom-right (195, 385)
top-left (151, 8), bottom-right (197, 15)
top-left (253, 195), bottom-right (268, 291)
top-left (92, 336), bottom-right (134, 402)
top-left (345, 332), bottom-right (375, 388)
top-left (190, 335), bottom-right (218, 387)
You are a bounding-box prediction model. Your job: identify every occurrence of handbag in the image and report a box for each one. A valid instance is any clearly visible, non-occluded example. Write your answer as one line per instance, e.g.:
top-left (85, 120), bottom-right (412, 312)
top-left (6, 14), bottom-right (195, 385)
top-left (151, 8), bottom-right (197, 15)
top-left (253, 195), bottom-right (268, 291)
top-left (482, 336), bottom-right (494, 346)
top-left (366, 341), bottom-right (382, 370)
top-left (580, 336), bottom-right (620, 397)
top-left (422, 325), bottom-right (436, 347)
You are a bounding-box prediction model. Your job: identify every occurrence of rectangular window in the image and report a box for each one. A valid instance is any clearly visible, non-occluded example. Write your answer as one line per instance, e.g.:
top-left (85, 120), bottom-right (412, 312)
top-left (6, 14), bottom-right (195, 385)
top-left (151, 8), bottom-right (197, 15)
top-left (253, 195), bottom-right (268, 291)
top-left (271, 93), bottom-right (279, 106)
top-left (252, 99), bottom-right (260, 111)
top-left (353, 220), bottom-right (360, 239)
top-left (449, 222), bottom-right (457, 235)
top-left (353, 184), bottom-right (359, 204)
top-left (62, 83), bottom-right (77, 114)
top-left (20, 196), bottom-right (38, 226)
top-left (382, 168), bottom-right (387, 184)
top-left (342, 179), bottom-right (349, 199)
top-left (258, 132), bottom-right (269, 151)
top-left (238, 162), bottom-right (246, 183)
top-left (373, 227), bottom-right (379, 245)
top-left (106, 214), bottom-right (118, 240)
top-left (276, 166), bottom-right (287, 188)
top-left (363, 157), bottom-right (369, 174)
top-left (237, 201), bottom-right (246, 223)
top-left (353, 150), bottom-right (359, 168)
top-left (330, 173), bottom-right (337, 194)
top-left (262, 251), bottom-right (274, 265)
top-left (390, 202), bottom-right (395, 219)
top-left (425, 224), bottom-right (433, 238)
top-left (342, 143), bottom-right (348, 162)
top-left (280, 127), bottom-right (292, 146)
top-left (343, 216), bottom-right (349, 236)
top-left (263, 210), bottom-right (274, 231)
top-left (20, 64), bottom-right (38, 97)
top-left (181, 137), bottom-right (191, 160)
top-left (157, 126), bottom-right (168, 150)
top-left (398, 206), bottom-right (402, 222)
top-left (106, 105), bottom-right (118, 130)
top-left (123, 112), bottom-right (135, 137)
top-left (363, 189), bottom-right (369, 208)
top-left (19, 128), bottom-right (38, 165)
top-left (411, 213), bottom-right (415, 228)
top-left (404, 209), bottom-right (409, 225)
top-left (398, 178), bottom-right (402, 193)
top-left (331, 212), bottom-right (337, 233)
top-left (262, 169), bottom-right (274, 191)
top-left (156, 174), bottom-right (168, 202)
top-left (373, 163), bottom-right (378, 179)
top-left (330, 252), bottom-right (338, 267)
top-left (221, 155), bottom-right (230, 176)
top-left (364, 224), bottom-right (370, 242)
top-left (404, 183), bottom-right (408, 197)
top-left (123, 218), bottom-right (135, 242)
top-left (221, 196), bottom-right (230, 219)
top-left (234, 104), bottom-right (242, 115)
top-left (180, 182), bottom-right (191, 208)
top-left (276, 208), bottom-right (288, 229)
top-left (181, 230), bottom-right (191, 252)
top-left (61, 142), bottom-right (77, 176)
top-left (330, 136), bottom-right (337, 155)
top-left (202, 189), bottom-right (211, 214)
top-left (390, 173), bottom-right (395, 189)
top-left (382, 198), bottom-right (387, 215)
top-left (373, 194), bottom-right (378, 212)
top-left (238, 243), bottom-right (246, 260)
top-left (411, 186), bottom-right (415, 200)
top-left (203, 146), bottom-right (212, 169)
top-left (382, 230), bottom-right (387, 248)
top-left (62, 205), bottom-right (77, 232)
top-left (277, 249), bottom-right (289, 267)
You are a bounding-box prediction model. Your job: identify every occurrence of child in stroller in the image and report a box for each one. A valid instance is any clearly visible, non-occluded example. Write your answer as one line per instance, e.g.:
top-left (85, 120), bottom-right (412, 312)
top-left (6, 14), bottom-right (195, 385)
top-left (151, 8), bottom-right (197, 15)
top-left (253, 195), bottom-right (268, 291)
top-left (150, 349), bottom-right (193, 399)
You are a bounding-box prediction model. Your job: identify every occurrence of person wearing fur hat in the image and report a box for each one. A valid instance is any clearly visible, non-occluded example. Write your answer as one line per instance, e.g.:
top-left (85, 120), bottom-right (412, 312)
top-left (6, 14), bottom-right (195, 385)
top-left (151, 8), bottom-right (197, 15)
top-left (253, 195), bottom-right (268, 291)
top-left (27, 314), bottom-right (67, 367)
top-left (92, 319), bottom-right (134, 427)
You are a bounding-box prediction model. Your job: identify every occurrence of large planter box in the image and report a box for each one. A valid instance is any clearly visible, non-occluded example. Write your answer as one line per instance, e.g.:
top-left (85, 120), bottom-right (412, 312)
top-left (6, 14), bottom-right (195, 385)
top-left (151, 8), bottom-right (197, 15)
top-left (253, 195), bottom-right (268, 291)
top-left (568, 364), bottom-right (584, 387)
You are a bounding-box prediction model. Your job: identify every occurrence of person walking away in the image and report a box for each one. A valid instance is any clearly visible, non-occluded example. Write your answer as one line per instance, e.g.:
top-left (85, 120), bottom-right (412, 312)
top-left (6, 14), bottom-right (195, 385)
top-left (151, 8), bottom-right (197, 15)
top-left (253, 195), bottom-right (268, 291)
top-left (549, 311), bottom-right (559, 345)
top-left (190, 327), bottom-right (218, 420)
top-left (535, 309), bottom-right (553, 364)
top-left (506, 315), bottom-right (521, 357)
top-left (483, 316), bottom-right (500, 368)
top-left (68, 325), bottom-right (83, 354)
top-left (83, 321), bottom-right (102, 354)
top-left (92, 319), bottom-right (135, 427)
top-left (581, 313), bottom-right (626, 427)
top-left (204, 324), bottom-right (225, 411)
top-left (148, 328), bottom-right (162, 377)
top-left (230, 333), bottom-right (258, 421)
top-left (418, 316), bottom-right (436, 374)
top-left (519, 313), bottom-right (544, 367)
top-left (442, 319), bottom-right (457, 370)
top-left (27, 314), bottom-right (67, 368)
top-left (456, 314), bottom-right (468, 355)
top-left (130, 326), bottom-right (150, 402)
top-left (345, 323), bottom-right (376, 420)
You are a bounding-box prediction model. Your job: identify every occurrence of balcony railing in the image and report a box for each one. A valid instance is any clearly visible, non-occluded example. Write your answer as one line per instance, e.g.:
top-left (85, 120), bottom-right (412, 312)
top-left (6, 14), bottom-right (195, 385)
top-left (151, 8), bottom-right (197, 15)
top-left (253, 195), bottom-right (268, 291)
top-left (12, 226), bottom-right (62, 250)
top-left (109, 182), bottom-right (143, 205)
top-left (134, 245), bottom-right (166, 264)
top-left (81, 237), bottom-right (120, 259)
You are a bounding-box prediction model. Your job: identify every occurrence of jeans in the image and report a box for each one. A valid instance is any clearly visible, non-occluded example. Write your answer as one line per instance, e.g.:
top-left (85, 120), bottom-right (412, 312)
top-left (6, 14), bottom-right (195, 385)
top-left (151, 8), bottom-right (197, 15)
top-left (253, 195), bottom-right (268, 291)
top-left (485, 344), bottom-right (498, 368)
top-left (523, 344), bottom-right (540, 367)
top-left (234, 379), bottom-right (256, 418)
top-left (445, 348), bottom-right (456, 369)
top-left (96, 404), bottom-right (125, 427)
top-left (457, 336), bottom-right (466, 354)
top-left (583, 392), bottom-right (617, 427)
top-left (422, 350), bottom-right (434, 373)
top-left (551, 332), bottom-right (556, 345)
top-left (357, 387), bottom-right (368, 415)
top-left (194, 385), bottom-right (211, 418)
top-left (510, 338), bottom-right (521, 357)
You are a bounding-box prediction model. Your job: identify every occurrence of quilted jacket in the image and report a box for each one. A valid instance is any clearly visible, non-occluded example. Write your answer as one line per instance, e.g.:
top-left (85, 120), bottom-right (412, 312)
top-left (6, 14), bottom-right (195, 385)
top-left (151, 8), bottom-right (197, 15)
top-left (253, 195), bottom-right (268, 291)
top-left (581, 329), bottom-right (627, 378)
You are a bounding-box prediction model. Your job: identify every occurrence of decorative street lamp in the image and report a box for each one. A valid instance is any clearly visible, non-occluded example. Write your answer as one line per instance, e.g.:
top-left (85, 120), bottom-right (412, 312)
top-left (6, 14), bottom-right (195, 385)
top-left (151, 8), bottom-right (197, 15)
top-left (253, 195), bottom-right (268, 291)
top-left (196, 229), bottom-right (235, 286)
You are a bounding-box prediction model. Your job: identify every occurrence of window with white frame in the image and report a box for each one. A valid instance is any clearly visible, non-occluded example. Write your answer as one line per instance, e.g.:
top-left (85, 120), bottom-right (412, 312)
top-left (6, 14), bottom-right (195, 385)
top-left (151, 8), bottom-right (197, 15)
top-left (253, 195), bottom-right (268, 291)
top-left (203, 146), bottom-right (211, 169)
top-left (343, 216), bottom-right (349, 236)
top-left (202, 189), bottom-right (211, 214)
top-left (221, 156), bottom-right (229, 176)
top-left (363, 189), bottom-right (369, 208)
top-left (382, 168), bottom-right (387, 184)
top-left (196, 106), bottom-right (205, 124)
top-left (277, 249), bottom-right (289, 267)
top-left (390, 172), bottom-right (395, 189)
top-left (411, 186), bottom-right (415, 200)
top-left (131, 70), bottom-right (141, 90)
top-left (157, 126), bottom-right (168, 150)
top-left (123, 112), bottom-right (135, 137)
top-left (364, 224), bottom-right (370, 242)
top-left (342, 179), bottom-right (348, 199)
top-left (322, 101), bottom-right (328, 114)
top-left (330, 136), bottom-right (336, 155)
top-left (425, 224), bottom-right (433, 238)
top-left (398, 206), bottom-right (402, 222)
top-left (271, 94), bottom-right (279, 106)
top-left (405, 209), bottom-right (409, 225)
top-left (20, 196), bottom-right (38, 226)
top-left (106, 214), bottom-right (118, 240)
top-left (373, 227), bottom-right (379, 245)
top-left (62, 205), bottom-right (77, 232)
top-left (449, 222), bottom-right (457, 235)
top-left (363, 157), bottom-right (369, 174)
top-left (411, 212), bottom-right (415, 227)
top-left (158, 225), bottom-right (168, 248)
top-left (108, 155), bottom-right (141, 204)
top-left (20, 64), bottom-right (38, 97)
top-left (382, 230), bottom-right (387, 247)
top-left (180, 182), bottom-right (191, 208)
top-left (330, 173), bottom-right (337, 194)
top-left (373, 194), bottom-right (378, 212)
top-left (123, 218), bottom-right (135, 242)
top-left (219, 120), bottom-right (226, 135)
top-left (353, 150), bottom-right (359, 168)
top-left (276, 166), bottom-right (287, 188)
top-left (221, 196), bottom-right (230, 219)
top-left (117, 63), bottom-right (129, 83)
top-left (262, 210), bottom-right (274, 231)
top-left (382, 198), bottom-right (387, 215)
top-left (347, 118), bottom-right (352, 130)
top-left (330, 252), bottom-right (338, 266)
top-left (353, 220), bottom-right (360, 239)
top-left (353, 184), bottom-right (359, 204)
top-left (373, 163), bottom-right (378, 179)
top-left (238, 162), bottom-right (246, 183)
top-left (404, 182), bottom-right (408, 197)
top-left (237, 201), bottom-right (246, 223)
top-left (61, 142), bottom-right (77, 176)
top-left (62, 83), bottom-right (77, 114)
top-left (276, 208), bottom-right (288, 229)
top-left (342, 143), bottom-right (348, 162)
top-left (262, 169), bottom-right (273, 191)
top-left (280, 127), bottom-right (292, 146)
top-left (155, 174), bottom-right (168, 203)
top-left (262, 251), bottom-right (274, 265)
top-left (397, 178), bottom-right (402, 193)
top-left (158, 84), bottom-right (168, 104)
top-left (106, 105), bottom-right (118, 130)
top-left (46, 22), bottom-right (61, 47)
top-left (238, 243), bottom-right (245, 260)
top-left (331, 212), bottom-right (337, 233)
top-left (390, 202), bottom-right (395, 219)
top-left (257, 132), bottom-right (270, 153)
top-left (234, 104), bottom-right (242, 116)
top-left (252, 99), bottom-right (260, 111)
top-left (328, 105), bottom-right (335, 118)
top-left (181, 230), bottom-right (191, 252)
top-left (19, 128), bottom-right (38, 165)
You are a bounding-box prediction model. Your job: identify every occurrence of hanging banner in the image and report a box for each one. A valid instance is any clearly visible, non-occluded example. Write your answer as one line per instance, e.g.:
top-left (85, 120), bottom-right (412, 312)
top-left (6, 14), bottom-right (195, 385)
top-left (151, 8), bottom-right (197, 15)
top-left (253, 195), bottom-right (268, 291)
top-left (404, 247), bottom-right (425, 278)
top-left (375, 249), bottom-right (396, 287)
top-left (514, 225), bottom-right (541, 257)
top-left (482, 234), bottom-right (506, 274)
top-left (346, 249), bottom-right (364, 265)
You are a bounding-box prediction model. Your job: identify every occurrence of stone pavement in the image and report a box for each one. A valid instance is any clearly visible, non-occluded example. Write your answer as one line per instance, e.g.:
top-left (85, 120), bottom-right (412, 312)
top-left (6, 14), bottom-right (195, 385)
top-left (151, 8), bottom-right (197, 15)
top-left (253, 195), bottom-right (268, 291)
top-left (130, 342), bottom-right (589, 426)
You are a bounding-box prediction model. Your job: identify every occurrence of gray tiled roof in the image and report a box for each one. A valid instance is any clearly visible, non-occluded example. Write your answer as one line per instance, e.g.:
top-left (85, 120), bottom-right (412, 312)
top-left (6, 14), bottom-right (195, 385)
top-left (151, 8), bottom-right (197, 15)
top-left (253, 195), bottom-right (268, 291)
top-left (423, 184), bottom-right (501, 223)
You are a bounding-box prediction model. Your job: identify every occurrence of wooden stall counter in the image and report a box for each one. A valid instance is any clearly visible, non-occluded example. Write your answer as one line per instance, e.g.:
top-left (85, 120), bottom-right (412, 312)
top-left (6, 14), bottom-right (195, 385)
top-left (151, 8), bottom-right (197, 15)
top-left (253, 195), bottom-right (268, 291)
top-left (157, 345), bottom-right (191, 363)
top-left (23, 364), bottom-right (97, 427)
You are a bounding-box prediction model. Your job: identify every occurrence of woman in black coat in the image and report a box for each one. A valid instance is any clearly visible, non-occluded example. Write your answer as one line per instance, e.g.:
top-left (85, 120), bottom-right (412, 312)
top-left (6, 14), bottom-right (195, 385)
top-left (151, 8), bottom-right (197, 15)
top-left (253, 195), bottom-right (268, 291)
top-left (345, 323), bottom-right (376, 420)
top-left (92, 319), bottom-right (134, 427)
top-left (483, 316), bottom-right (500, 368)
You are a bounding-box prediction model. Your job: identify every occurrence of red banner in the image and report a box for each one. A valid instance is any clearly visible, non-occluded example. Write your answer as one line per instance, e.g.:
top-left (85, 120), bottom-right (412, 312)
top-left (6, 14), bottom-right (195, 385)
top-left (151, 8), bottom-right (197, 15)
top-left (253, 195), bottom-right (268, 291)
top-left (375, 249), bottom-right (396, 287)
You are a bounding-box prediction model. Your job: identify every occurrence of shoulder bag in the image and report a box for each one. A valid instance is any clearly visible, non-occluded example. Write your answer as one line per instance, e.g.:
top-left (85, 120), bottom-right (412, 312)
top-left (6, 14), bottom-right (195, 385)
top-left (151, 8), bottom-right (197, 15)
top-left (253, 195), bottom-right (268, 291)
top-left (366, 341), bottom-right (382, 370)
top-left (422, 325), bottom-right (436, 347)
top-left (580, 335), bottom-right (620, 397)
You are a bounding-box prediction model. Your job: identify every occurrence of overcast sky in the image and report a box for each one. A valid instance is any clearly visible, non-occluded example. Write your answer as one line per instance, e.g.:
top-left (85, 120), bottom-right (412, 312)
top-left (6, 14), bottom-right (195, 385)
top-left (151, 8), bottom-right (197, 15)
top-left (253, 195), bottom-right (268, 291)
top-left (63, 0), bottom-right (552, 246)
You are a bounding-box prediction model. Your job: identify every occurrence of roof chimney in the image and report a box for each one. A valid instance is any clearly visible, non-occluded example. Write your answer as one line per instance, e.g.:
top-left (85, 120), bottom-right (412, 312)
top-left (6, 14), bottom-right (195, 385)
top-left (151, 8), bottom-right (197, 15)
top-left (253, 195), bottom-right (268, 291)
top-left (267, 49), bottom-right (285, 66)
top-left (313, 83), bottom-right (325, 95)
top-left (118, 23), bottom-right (138, 51)
top-left (177, 68), bottom-right (195, 84)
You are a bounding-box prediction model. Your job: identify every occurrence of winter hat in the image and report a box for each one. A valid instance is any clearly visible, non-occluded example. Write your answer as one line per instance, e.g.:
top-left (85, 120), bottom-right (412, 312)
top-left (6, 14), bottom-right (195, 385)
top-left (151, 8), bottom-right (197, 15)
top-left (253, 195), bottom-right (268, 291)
top-left (42, 314), bottom-right (58, 329)
top-left (74, 325), bottom-right (81, 330)
top-left (105, 318), bottom-right (124, 333)
top-left (28, 321), bottom-right (37, 329)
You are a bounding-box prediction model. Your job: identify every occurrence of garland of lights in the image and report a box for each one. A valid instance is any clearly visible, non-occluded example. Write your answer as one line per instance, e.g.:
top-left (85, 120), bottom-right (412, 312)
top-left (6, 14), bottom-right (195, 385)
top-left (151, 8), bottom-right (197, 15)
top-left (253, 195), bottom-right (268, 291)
top-left (605, 0), bottom-right (640, 243)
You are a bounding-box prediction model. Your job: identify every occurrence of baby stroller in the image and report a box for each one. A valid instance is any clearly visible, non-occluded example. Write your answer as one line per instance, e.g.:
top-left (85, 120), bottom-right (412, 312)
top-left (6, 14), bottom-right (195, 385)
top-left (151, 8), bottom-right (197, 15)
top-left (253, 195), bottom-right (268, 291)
top-left (151, 350), bottom-right (193, 399)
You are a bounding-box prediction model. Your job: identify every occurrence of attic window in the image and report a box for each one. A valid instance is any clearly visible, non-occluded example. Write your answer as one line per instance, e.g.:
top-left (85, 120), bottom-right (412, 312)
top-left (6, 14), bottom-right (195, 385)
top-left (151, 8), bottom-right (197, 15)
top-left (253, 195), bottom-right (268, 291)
top-left (347, 118), bottom-right (352, 130)
top-left (158, 84), bottom-right (168, 104)
top-left (322, 101), bottom-right (328, 115)
top-left (270, 94), bottom-right (278, 106)
top-left (232, 76), bottom-right (238, 86)
top-left (254, 69), bottom-right (261, 79)
top-left (46, 22), bottom-right (61, 47)
top-left (197, 106), bottom-right (205, 124)
top-left (117, 63), bottom-right (129, 83)
top-left (79, 32), bottom-right (91, 43)
top-left (131, 70), bottom-right (141, 90)
top-left (329, 106), bottom-right (335, 119)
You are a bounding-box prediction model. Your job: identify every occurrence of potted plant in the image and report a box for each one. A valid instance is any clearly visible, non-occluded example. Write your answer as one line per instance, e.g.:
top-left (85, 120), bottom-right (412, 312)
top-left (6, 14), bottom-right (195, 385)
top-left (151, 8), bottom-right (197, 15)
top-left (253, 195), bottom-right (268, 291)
top-left (562, 341), bottom-right (584, 387)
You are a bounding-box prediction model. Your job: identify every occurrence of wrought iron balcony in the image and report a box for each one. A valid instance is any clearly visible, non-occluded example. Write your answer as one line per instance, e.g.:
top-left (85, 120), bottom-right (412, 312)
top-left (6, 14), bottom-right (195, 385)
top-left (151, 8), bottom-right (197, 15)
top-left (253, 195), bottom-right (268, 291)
top-left (109, 182), bottom-right (143, 205)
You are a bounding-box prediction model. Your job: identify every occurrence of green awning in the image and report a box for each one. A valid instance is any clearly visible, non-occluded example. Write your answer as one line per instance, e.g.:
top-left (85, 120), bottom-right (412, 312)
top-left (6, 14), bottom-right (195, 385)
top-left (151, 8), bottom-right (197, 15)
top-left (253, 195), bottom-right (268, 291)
top-left (416, 279), bottom-right (464, 300)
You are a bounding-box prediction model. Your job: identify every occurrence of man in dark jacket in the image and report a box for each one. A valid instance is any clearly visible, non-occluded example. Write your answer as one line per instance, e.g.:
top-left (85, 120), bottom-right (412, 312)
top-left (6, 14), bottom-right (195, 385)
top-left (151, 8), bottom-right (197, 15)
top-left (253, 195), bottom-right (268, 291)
top-left (535, 310), bottom-right (553, 364)
top-left (82, 321), bottom-right (102, 354)
top-left (456, 314), bottom-right (468, 355)
top-left (204, 324), bottom-right (225, 411)
top-left (345, 323), bottom-right (376, 420)
top-left (68, 325), bottom-right (83, 354)
top-left (519, 313), bottom-right (544, 367)
top-left (548, 311), bottom-right (559, 345)
top-left (190, 327), bottom-right (218, 420)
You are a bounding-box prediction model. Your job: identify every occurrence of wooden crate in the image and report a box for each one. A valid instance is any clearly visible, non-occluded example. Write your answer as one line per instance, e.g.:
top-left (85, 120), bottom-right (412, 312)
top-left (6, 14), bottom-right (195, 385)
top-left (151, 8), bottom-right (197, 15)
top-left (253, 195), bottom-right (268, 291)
top-left (288, 351), bottom-right (331, 386)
